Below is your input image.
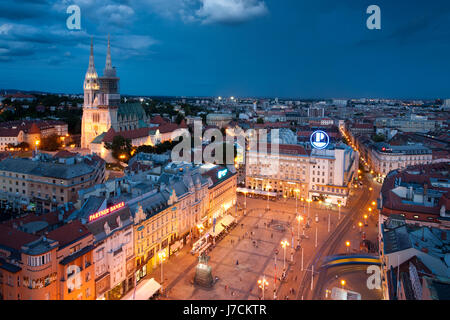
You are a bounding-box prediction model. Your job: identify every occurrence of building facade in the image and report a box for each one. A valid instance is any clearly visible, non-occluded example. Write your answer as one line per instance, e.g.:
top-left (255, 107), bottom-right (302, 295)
top-left (0, 153), bottom-right (105, 213)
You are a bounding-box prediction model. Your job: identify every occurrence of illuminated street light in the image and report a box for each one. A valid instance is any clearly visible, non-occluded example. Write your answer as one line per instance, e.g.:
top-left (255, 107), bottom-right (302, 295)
top-left (158, 250), bottom-right (167, 288)
top-left (368, 207), bottom-right (372, 213)
top-left (280, 240), bottom-right (289, 270)
top-left (358, 222), bottom-right (363, 232)
top-left (243, 191), bottom-right (247, 211)
top-left (345, 241), bottom-right (350, 253)
top-left (296, 215), bottom-right (304, 240)
top-left (294, 189), bottom-right (300, 214)
top-left (371, 201), bottom-right (376, 206)
top-left (306, 199), bottom-right (312, 218)
top-left (266, 185), bottom-right (271, 211)
top-left (257, 276), bottom-right (269, 300)
top-left (340, 279), bottom-right (346, 289)
top-left (338, 203), bottom-right (341, 220)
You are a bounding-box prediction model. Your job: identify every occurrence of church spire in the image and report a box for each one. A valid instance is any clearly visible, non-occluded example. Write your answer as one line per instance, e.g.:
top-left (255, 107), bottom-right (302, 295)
top-left (84, 37), bottom-right (99, 92)
top-left (103, 34), bottom-right (116, 77)
top-left (88, 37), bottom-right (96, 72)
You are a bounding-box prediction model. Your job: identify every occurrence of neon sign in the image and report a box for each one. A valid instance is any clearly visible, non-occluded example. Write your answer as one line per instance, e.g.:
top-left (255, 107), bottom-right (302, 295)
top-left (88, 202), bottom-right (125, 222)
top-left (217, 168), bottom-right (228, 179)
top-left (310, 130), bottom-right (329, 150)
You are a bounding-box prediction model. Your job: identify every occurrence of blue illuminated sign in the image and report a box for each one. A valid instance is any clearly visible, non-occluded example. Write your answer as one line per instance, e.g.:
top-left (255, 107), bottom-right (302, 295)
top-left (310, 130), bottom-right (329, 150)
top-left (217, 168), bottom-right (228, 179)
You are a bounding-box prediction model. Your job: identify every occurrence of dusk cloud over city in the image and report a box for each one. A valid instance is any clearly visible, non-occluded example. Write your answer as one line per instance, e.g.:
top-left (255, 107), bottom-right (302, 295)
top-left (0, 0), bottom-right (449, 309)
top-left (1, 0), bottom-right (450, 98)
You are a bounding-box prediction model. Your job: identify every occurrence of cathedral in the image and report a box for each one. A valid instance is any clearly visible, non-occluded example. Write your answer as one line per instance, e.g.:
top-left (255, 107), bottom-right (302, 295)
top-left (81, 37), bottom-right (150, 150)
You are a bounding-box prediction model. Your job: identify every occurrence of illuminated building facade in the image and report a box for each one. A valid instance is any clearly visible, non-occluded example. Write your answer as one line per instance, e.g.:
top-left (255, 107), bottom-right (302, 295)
top-left (81, 37), bottom-right (149, 151)
top-left (73, 199), bottom-right (135, 300)
top-left (245, 144), bottom-right (310, 200)
top-left (0, 218), bottom-right (95, 300)
top-left (200, 164), bottom-right (237, 229)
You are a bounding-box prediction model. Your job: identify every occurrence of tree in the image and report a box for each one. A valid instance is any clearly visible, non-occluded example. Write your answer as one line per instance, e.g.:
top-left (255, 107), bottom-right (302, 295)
top-left (175, 113), bottom-right (185, 124)
top-left (372, 134), bottom-right (386, 142)
top-left (40, 134), bottom-right (62, 151)
top-left (257, 117), bottom-right (264, 124)
top-left (105, 135), bottom-right (133, 162)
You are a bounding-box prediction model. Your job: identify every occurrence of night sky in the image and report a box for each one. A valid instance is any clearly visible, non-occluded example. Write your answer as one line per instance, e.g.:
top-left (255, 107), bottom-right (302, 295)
top-left (1, 0), bottom-right (450, 99)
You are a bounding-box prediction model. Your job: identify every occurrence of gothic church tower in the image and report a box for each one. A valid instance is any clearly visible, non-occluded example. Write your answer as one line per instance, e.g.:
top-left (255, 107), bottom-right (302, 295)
top-left (81, 36), bottom-right (120, 149)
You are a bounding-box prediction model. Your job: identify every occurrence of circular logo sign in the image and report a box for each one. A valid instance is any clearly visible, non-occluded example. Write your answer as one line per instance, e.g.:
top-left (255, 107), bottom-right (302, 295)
top-left (310, 130), bottom-right (329, 150)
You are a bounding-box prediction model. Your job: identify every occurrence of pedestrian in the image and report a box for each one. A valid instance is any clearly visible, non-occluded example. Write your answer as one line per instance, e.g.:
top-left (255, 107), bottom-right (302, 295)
top-left (271, 233), bottom-right (273, 239)
top-left (236, 260), bottom-right (239, 265)
top-left (295, 275), bottom-right (298, 281)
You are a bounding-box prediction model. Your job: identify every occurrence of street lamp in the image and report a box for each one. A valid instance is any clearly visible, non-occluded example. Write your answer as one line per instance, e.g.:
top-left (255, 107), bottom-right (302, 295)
top-left (368, 207), bottom-right (373, 213)
top-left (294, 189), bottom-right (300, 215)
top-left (257, 276), bottom-right (269, 300)
top-left (358, 222), bottom-right (363, 233)
top-left (364, 214), bottom-right (368, 225)
top-left (280, 240), bottom-right (289, 270)
top-left (345, 241), bottom-right (350, 253)
top-left (266, 185), bottom-right (271, 211)
top-left (371, 201), bottom-right (376, 206)
top-left (296, 215), bottom-right (304, 241)
top-left (244, 191), bottom-right (247, 210)
top-left (338, 203), bottom-right (341, 220)
top-left (35, 139), bottom-right (40, 152)
top-left (340, 279), bottom-right (346, 289)
top-left (158, 250), bottom-right (166, 288)
top-left (306, 199), bottom-right (312, 218)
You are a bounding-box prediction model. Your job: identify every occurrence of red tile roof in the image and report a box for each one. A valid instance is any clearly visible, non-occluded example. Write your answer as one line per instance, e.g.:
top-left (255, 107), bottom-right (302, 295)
top-left (102, 127), bottom-right (152, 143)
top-left (54, 150), bottom-right (77, 158)
top-left (0, 224), bottom-right (38, 251)
top-left (158, 122), bottom-right (187, 134)
top-left (150, 115), bottom-right (167, 125)
top-left (47, 220), bottom-right (91, 248)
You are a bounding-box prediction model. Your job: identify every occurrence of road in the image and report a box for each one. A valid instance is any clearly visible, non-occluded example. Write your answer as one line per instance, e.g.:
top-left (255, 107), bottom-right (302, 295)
top-left (297, 172), bottom-right (382, 300)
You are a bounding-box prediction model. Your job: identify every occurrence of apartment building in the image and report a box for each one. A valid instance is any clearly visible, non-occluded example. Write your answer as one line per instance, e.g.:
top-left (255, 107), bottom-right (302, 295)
top-left (245, 144), bottom-right (310, 200)
top-left (0, 152), bottom-right (105, 213)
top-left (0, 211), bottom-right (95, 300)
top-left (368, 142), bottom-right (433, 177)
top-left (71, 198), bottom-right (135, 300)
top-left (245, 142), bottom-right (357, 205)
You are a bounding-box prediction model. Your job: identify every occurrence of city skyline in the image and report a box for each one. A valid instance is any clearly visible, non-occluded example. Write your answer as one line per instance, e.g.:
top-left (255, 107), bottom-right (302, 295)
top-left (2, 0), bottom-right (450, 99)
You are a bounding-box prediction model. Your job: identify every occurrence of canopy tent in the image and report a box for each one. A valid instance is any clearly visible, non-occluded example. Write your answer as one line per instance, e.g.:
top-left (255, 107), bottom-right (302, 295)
top-left (124, 278), bottom-right (161, 300)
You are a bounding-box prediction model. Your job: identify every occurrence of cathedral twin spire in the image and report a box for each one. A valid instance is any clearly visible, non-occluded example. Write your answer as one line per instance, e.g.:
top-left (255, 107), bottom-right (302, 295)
top-left (85, 35), bottom-right (115, 83)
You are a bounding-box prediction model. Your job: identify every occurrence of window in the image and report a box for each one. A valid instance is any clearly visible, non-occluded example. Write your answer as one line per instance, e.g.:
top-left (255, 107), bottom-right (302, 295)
top-left (96, 248), bottom-right (104, 260)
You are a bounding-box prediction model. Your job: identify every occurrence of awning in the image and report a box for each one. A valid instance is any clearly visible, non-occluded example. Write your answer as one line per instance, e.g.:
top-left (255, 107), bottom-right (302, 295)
top-left (123, 278), bottom-right (161, 300)
top-left (170, 241), bottom-right (182, 252)
top-left (221, 215), bottom-right (236, 227)
top-left (209, 222), bottom-right (225, 237)
top-left (237, 187), bottom-right (277, 197)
